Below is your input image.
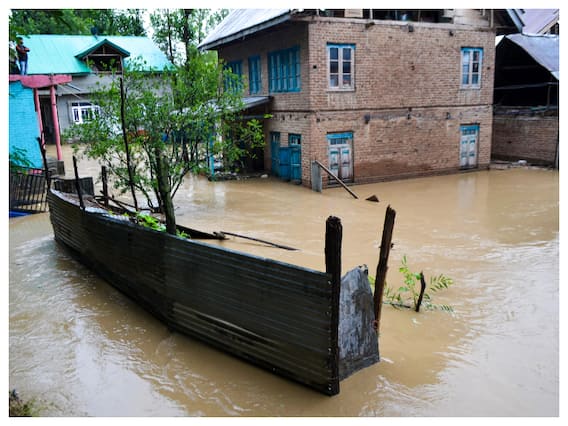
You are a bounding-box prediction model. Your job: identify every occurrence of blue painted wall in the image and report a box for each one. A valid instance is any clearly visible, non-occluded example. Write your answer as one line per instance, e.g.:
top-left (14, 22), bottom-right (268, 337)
top-left (9, 81), bottom-right (42, 168)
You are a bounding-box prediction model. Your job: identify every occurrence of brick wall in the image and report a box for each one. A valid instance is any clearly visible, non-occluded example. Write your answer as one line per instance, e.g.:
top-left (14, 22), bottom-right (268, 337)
top-left (306, 18), bottom-right (495, 110)
top-left (492, 114), bottom-right (559, 165)
top-left (217, 23), bottom-right (311, 111)
top-left (309, 105), bottom-right (492, 186)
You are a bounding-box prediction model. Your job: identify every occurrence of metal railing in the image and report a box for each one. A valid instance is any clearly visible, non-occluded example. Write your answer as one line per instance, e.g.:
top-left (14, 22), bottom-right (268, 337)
top-left (9, 168), bottom-right (48, 214)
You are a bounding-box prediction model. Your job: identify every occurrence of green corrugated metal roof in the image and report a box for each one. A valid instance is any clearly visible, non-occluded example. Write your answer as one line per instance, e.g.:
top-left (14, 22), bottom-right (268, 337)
top-left (20, 34), bottom-right (171, 75)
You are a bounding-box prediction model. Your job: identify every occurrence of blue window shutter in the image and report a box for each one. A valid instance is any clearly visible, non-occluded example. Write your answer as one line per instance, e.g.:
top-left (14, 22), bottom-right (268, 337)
top-left (248, 56), bottom-right (261, 94)
top-left (267, 46), bottom-right (300, 93)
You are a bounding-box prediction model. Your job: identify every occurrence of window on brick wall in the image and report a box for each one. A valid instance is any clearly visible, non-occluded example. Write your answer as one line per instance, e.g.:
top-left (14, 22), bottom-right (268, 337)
top-left (461, 47), bottom-right (483, 89)
top-left (268, 46), bottom-right (301, 93)
top-left (289, 133), bottom-right (301, 145)
top-left (70, 102), bottom-right (100, 124)
top-left (224, 60), bottom-right (243, 92)
top-left (327, 44), bottom-right (355, 90)
top-left (248, 56), bottom-right (262, 94)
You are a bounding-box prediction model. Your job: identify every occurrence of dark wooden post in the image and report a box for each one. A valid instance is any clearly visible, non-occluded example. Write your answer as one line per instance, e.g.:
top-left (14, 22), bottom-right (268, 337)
top-left (101, 166), bottom-right (109, 208)
top-left (373, 205), bottom-right (396, 332)
top-left (415, 272), bottom-right (427, 312)
top-left (72, 156), bottom-right (85, 210)
top-left (37, 137), bottom-right (51, 190)
top-left (325, 215), bottom-right (342, 396)
top-left (120, 77), bottom-right (138, 211)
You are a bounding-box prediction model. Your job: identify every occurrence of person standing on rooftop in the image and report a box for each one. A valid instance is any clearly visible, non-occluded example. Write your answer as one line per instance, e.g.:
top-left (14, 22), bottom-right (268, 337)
top-left (16, 37), bottom-right (30, 75)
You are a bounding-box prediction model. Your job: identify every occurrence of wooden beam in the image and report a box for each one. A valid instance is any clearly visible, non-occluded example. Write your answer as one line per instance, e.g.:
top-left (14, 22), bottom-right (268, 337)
top-left (220, 231), bottom-right (298, 251)
top-left (325, 215), bottom-right (342, 396)
top-left (373, 205), bottom-right (396, 331)
top-left (72, 156), bottom-right (85, 210)
top-left (313, 160), bottom-right (358, 199)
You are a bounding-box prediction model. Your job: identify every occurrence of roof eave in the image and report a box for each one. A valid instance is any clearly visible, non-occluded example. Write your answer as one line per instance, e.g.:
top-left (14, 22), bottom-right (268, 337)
top-left (506, 9), bottom-right (524, 33)
top-left (199, 12), bottom-right (292, 51)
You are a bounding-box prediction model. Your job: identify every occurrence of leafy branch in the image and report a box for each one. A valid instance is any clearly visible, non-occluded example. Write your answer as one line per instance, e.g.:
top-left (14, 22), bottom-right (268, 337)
top-left (370, 255), bottom-right (454, 312)
top-left (9, 147), bottom-right (34, 173)
top-left (133, 211), bottom-right (188, 239)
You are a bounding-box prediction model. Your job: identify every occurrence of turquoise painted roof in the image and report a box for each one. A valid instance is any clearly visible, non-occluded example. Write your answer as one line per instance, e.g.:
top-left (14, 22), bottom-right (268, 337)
top-left (20, 34), bottom-right (171, 75)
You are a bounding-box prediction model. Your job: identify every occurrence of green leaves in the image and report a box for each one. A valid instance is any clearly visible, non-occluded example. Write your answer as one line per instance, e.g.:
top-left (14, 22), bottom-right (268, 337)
top-left (429, 273), bottom-right (454, 292)
top-left (9, 147), bottom-right (33, 173)
top-left (150, 9), bottom-right (228, 66)
top-left (9, 9), bottom-right (146, 39)
top-left (134, 212), bottom-right (189, 239)
top-left (371, 255), bottom-right (455, 313)
top-left (65, 51), bottom-right (265, 215)
top-left (135, 212), bottom-right (165, 232)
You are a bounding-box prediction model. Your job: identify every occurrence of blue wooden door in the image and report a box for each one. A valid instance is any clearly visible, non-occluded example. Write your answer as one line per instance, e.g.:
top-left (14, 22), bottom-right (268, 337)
top-left (279, 147), bottom-right (291, 181)
top-left (459, 125), bottom-right (479, 168)
top-left (327, 132), bottom-right (353, 183)
top-left (290, 145), bottom-right (301, 182)
top-left (270, 132), bottom-right (280, 176)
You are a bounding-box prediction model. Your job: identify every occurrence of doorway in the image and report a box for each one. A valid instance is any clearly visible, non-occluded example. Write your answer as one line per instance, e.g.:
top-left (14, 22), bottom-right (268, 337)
top-left (327, 132), bottom-right (353, 182)
top-left (459, 124), bottom-right (479, 168)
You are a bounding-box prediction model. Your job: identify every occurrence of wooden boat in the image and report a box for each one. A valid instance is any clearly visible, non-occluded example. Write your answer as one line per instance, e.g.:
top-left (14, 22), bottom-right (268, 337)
top-left (47, 180), bottom-right (379, 396)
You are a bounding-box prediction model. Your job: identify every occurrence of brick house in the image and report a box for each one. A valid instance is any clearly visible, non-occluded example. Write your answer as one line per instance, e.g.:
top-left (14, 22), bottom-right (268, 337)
top-left (199, 9), bottom-right (521, 187)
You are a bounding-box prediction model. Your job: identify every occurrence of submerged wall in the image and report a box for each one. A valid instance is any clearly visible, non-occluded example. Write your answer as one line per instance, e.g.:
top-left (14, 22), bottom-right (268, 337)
top-left (492, 112), bottom-right (559, 166)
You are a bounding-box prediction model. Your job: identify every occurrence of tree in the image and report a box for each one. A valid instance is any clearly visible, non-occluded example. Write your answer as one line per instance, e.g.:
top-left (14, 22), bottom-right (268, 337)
top-left (150, 9), bottom-right (228, 66)
top-left (85, 9), bottom-right (146, 36)
top-left (66, 56), bottom-right (265, 235)
top-left (9, 9), bottom-right (146, 39)
top-left (9, 9), bottom-right (89, 38)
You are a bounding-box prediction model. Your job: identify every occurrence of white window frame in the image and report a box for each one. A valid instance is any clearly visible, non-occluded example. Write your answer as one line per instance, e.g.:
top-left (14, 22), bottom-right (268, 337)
top-left (70, 102), bottom-right (99, 124)
top-left (461, 47), bottom-right (483, 89)
top-left (327, 43), bottom-right (355, 91)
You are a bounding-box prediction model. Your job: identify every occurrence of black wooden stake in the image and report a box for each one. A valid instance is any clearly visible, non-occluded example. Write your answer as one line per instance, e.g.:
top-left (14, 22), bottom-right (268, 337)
top-left (72, 155), bottom-right (85, 210)
top-left (325, 215), bottom-right (342, 396)
top-left (373, 205), bottom-right (396, 332)
top-left (37, 137), bottom-right (51, 190)
top-left (101, 166), bottom-right (109, 208)
top-left (415, 272), bottom-right (427, 312)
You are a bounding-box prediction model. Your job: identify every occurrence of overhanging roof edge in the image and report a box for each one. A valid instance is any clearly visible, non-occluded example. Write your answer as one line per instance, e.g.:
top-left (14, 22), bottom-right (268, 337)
top-left (241, 96), bottom-right (271, 110)
top-left (504, 34), bottom-right (559, 80)
top-left (506, 9), bottom-right (524, 33)
top-left (199, 12), bottom-right (292, 51)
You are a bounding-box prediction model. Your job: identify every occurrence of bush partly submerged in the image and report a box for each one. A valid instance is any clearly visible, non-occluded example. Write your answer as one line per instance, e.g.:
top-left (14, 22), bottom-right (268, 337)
top-left (9, 389), bottom-right (41, 417)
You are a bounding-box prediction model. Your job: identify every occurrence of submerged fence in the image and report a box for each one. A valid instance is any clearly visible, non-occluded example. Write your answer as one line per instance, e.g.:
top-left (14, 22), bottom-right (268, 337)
top-left (9, 169), bottom-right (48, 213)
top-left (48, 188), bottom-right (342, 395)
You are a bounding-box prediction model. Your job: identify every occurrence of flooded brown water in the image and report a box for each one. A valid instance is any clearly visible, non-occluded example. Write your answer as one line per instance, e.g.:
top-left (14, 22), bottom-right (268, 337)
top-left (9, 145), bottom-right (559, 416)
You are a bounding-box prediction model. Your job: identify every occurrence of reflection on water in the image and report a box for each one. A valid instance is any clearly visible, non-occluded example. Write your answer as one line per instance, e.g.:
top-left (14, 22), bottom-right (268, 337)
top-left (10, 146), bottom-right (559, 416)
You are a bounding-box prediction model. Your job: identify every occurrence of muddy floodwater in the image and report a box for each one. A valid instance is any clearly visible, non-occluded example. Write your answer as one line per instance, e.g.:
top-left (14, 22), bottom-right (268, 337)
top-left (9, 146), bottom-right (559, 416)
